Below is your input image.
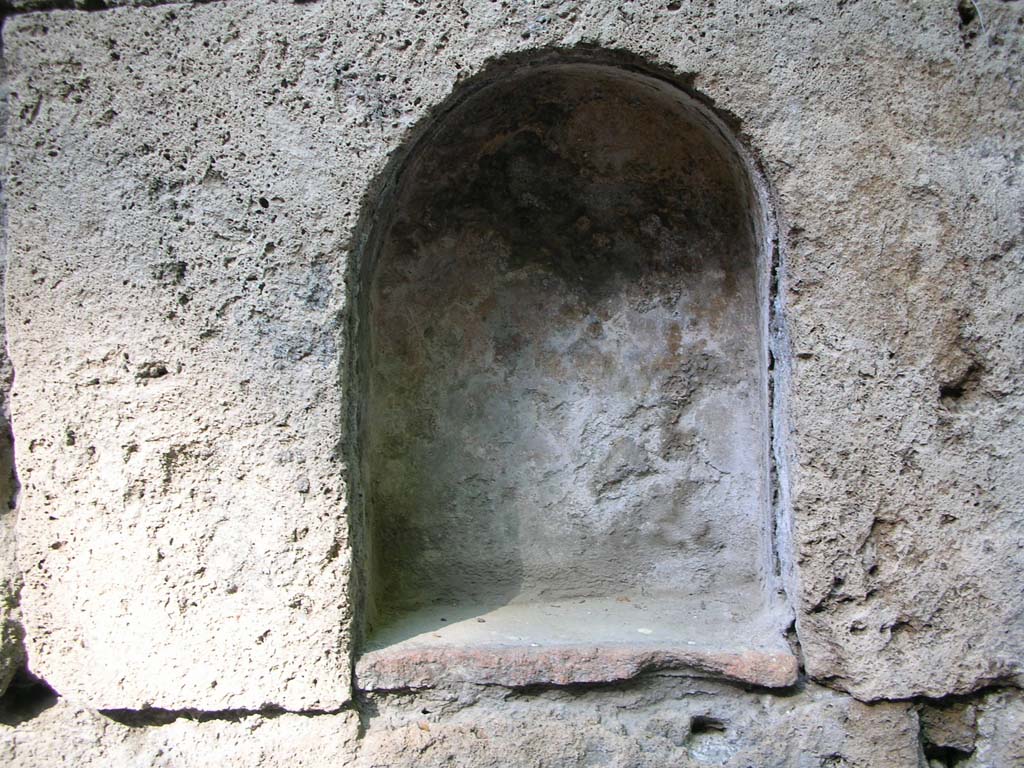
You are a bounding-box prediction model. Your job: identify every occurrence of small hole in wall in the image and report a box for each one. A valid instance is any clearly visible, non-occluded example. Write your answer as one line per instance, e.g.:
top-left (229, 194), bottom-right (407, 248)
top-left (939, 382), bottom-right (966, 399)
top-left (258, 197), bottom-right (270, 209)
top-left (938, 363), bottom-right (983, 406)
top-left (956, 0), bottom-right (981, 48)
top-left (687, 716), bottom-right (731, 762)
top-left (690, 715), bottom-right (727, 735)
top-left (956, 0), bottom-right (977, 28)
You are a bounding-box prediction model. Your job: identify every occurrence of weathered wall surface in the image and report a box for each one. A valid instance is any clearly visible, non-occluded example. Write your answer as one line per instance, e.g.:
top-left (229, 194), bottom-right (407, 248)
top-left (0, 0), bottom-right (1021, 765)
top-left (2, 0), bottom-right (359, 712)
top-left (0, 294), bottom-right (23, 696)
top-left (2, 681), bottom-right (1023, 768)
top-left (0, 35), bottom-right (25, 699)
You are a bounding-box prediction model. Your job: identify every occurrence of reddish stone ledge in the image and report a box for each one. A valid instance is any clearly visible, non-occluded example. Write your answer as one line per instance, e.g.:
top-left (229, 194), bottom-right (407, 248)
top-left (356, 644), bottom-right (799, 690)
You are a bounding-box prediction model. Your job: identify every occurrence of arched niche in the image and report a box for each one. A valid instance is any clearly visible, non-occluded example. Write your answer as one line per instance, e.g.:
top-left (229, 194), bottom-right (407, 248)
top-left (351, 55), bottom-right (795, 689)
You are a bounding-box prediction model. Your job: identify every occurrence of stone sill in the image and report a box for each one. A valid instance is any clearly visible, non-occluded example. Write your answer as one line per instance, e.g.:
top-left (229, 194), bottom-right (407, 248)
top-left (355, 598), bottom-right (798, 691)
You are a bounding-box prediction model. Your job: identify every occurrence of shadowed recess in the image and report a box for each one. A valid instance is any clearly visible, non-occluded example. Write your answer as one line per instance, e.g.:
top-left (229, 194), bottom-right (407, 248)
top-left (351, 58), bottom-right (791, 688)
top-left (0, 668), bottom-right (58, 726)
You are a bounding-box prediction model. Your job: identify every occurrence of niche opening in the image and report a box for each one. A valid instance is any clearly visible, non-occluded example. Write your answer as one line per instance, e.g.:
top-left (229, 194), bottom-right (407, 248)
top-left (351, 57), bottom-right (795, 690)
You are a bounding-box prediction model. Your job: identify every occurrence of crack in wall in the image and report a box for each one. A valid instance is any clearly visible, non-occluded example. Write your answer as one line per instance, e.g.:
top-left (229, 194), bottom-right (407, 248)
top-left (98, 703), bottom-right (353, 727)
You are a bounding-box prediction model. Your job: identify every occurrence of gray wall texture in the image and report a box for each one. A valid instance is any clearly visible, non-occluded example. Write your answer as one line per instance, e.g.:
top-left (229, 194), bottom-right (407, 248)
top-left (0, 0), bottom-right (1022, 766)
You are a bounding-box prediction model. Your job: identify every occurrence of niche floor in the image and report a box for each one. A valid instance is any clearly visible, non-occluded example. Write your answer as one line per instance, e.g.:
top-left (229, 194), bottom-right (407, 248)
top-left (356, 594), bottom-right (796, 690)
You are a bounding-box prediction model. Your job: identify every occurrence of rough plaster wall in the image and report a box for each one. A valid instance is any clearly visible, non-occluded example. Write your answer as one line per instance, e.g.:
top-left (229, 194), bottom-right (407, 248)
top-left (3, 682), bottom-right (1023, 766)
top-left (4, 684), bottom-right (1019, 765)
top-left (352, 679), bottom-right (928, 768)
top-left (2, 0), bottom-right (357, 710)
top-left (0, 32), bottom-right (24, 696)
top-left (0, 294), bottom-right (22, 696)
top-left (0, 679), bottom-right (925, 768)
top-left (0, 699), bottom-right (363, 767)
top-left (0, 0), bottom-right (1020, 763)
top-left (764, 5), bottom-right (1024, 700)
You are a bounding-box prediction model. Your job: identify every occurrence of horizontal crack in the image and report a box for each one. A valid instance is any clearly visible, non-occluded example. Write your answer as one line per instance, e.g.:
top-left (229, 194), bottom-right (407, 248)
top-left (99, 704), bottom-right (352, 727)
top-left (904, 682), bottom-right (1021, 707)
top-left (813, 677), bottom-right (1020, 707)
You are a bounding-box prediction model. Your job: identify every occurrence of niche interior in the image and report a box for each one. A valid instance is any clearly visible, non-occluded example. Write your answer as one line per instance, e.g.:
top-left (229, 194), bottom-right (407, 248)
top-left (352, 58), bottom-right (795, 689)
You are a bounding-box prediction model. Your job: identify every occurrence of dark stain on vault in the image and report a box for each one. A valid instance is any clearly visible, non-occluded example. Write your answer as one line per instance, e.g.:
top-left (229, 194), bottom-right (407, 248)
top-left (387, 69), bottom-right (751, 300)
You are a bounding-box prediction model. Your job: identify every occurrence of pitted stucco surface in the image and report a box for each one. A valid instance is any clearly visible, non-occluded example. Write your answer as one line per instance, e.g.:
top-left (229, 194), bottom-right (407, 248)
top-left (3, 1), bottom-right (359, 710)
top-left (0, 62), bottom-right (23, 690)
top-left (4, 681), bottom-right (1024, 767)
top-left (0, 698), bottom-right (363, 767)
top-left (0, 313), bottom-right (21, 696)
top-left (0, 0), bottom-right (1021, 762)
top-left (0, 679), bottom-right (925, 768)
